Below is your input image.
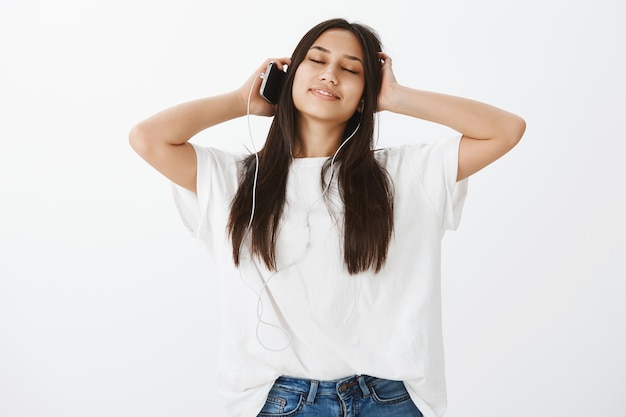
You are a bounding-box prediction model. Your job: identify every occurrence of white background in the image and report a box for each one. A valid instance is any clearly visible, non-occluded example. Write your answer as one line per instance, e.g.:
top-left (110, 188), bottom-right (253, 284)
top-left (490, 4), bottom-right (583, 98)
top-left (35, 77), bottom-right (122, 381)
top-left (1, 0), bottom-right (625, 416)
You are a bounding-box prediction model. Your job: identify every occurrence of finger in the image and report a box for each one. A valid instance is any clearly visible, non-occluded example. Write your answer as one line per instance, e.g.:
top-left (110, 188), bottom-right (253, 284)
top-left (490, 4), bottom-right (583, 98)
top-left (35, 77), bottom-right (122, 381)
top-left (275, 57), bottom-right (291, 71)
top-left (378, 52), bottom-right (392, 67)
top-left (260, 57), bottom-right (291, 74)
top-left (255, 59), bottom-right (275, 79)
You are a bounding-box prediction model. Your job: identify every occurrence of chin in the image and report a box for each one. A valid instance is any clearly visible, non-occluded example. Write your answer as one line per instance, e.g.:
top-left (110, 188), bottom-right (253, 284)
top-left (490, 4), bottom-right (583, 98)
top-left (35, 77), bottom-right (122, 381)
top-left (299, 104), bottom-right (355, 124)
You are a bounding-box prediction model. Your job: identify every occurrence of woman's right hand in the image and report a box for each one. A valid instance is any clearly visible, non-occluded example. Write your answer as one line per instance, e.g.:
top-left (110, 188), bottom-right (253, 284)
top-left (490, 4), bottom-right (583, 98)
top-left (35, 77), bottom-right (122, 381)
top-left (237, 58), bottom-right (291, 117)
top-left (129, 58), bottom-right (290, 193)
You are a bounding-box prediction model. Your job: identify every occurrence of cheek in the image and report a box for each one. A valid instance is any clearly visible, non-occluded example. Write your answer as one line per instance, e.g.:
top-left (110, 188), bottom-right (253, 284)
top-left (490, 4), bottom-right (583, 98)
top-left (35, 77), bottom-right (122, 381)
top-left (347, 79), bottom-right (365, 105)
top-left (291, 73), bottom-right (305, 108)
top-left (291, 71), bottom-right (304, 92)
top-left (292, 65), bottom-right (313, 91)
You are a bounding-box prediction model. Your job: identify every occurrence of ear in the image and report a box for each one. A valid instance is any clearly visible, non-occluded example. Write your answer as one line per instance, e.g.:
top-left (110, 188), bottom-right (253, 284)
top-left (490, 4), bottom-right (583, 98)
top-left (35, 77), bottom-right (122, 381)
top-left (357, 99), bottom-right (364, 113)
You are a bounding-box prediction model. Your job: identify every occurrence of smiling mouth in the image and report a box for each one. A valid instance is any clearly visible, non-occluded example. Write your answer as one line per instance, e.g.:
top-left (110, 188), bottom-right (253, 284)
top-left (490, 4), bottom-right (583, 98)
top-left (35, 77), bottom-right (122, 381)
top-left (311, 88), bottom-right (338, 99)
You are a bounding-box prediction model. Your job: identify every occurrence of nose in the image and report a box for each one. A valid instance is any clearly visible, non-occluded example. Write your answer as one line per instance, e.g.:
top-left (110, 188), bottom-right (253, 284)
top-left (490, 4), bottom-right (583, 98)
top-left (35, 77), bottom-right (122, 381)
top-left (319, 65), bottom-right (338, 85)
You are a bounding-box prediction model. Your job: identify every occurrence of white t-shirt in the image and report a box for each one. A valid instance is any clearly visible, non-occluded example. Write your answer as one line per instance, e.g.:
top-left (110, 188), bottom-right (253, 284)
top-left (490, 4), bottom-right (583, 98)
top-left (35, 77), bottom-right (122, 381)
top-left (172, 135), bottom-right (468, 417)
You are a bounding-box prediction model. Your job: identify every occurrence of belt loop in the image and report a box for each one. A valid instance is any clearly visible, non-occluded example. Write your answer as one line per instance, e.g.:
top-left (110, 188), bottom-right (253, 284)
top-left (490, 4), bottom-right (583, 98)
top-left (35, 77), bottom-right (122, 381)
top-left (306, 380), bottom-right (319, 405)
top-left (357, 375), bottom-right (370, 398)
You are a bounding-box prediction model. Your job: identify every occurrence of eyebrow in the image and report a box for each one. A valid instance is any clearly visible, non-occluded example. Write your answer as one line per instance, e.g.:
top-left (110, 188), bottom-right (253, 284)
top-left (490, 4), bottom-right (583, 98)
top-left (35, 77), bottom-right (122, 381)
top-left (309, 45), bottom-right (363, 64)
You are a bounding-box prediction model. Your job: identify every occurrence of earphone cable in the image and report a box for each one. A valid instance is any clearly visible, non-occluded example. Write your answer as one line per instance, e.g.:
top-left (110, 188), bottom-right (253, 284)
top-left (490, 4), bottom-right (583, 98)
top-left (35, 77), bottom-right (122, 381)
top-left (242, 74), bottom-right (362, 352)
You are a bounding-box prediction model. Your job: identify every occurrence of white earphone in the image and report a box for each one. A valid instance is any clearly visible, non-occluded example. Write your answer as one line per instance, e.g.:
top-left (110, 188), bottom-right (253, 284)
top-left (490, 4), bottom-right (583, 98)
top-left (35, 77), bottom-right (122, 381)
top-left (240, 69), bottom-right (363, 351)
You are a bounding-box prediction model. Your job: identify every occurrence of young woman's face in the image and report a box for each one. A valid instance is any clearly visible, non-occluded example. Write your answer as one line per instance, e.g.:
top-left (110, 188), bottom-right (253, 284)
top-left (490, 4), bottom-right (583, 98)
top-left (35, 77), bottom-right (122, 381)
top-left (292, 29), bottom-right (365, 127)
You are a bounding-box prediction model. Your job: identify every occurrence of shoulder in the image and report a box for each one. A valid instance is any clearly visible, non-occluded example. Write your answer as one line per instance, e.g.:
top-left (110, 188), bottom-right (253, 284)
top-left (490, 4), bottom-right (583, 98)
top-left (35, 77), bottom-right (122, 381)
top-left (191, 144), bottom-right (244, 162)
top-left (375, 136), bottom-right (462, 165)
top-left (190, 144), bottom-right (246, 172)
top-left (373, 143), bottom-right (428, 168)
top-left (373, 136), bottom-right (464, 194)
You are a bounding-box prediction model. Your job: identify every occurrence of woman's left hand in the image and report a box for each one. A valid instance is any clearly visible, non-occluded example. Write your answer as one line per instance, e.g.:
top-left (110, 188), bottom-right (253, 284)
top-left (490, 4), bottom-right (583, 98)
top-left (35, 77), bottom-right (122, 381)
top-left (377, 52), bottom-right (399, 112)
top-left (373, 52), bottom-right (526, 182)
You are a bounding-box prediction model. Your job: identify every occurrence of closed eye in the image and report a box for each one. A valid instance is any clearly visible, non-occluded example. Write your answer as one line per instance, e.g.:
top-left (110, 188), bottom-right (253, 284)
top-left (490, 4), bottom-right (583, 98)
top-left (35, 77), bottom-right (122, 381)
top-left (308, 57), bottom-right (360, 74)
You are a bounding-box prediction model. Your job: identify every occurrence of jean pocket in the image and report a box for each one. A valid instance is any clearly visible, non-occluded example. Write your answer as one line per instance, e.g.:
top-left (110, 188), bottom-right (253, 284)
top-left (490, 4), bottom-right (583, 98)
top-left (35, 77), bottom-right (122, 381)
top-left (258, 387), bottom-right (304, 417)
top-left (369, 379), bottom-right (412, 405)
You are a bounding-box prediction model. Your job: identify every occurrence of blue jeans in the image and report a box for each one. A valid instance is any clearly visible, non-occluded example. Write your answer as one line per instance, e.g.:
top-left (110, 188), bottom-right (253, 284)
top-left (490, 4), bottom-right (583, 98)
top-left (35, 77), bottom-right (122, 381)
top-left (257, 375), bottom-right (423, 417)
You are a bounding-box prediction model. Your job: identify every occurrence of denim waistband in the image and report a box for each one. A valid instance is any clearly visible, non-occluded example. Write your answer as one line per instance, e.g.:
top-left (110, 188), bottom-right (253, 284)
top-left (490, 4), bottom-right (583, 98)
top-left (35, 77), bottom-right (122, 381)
top-left (273, 375), bottom-right (389, 404)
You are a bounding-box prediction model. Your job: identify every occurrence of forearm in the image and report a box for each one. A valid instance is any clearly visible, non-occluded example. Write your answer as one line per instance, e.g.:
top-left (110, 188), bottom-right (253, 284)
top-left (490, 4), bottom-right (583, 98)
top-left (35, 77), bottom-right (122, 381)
top-left (131, 91), bottom-right (246, 146)
top-left (384, 85), bottom-right (524, 141)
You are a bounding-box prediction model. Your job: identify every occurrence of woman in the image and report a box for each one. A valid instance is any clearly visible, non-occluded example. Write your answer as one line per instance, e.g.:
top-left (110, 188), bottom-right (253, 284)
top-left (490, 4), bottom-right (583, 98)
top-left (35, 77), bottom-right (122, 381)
top-left (130, 18), bottom-right (525, 417)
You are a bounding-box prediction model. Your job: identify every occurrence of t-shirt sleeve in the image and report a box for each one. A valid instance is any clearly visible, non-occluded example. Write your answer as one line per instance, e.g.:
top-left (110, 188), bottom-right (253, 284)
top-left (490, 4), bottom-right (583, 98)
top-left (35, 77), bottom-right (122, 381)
top-left (408, 134), bottom-right (469, 232)
top-left (170, 143), bottom-right (215, 249)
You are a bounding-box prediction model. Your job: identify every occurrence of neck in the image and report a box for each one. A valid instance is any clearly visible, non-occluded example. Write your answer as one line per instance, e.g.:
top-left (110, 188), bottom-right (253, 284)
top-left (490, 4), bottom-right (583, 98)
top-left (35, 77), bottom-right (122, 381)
top-left (293, 118), bottom-right (346, 158)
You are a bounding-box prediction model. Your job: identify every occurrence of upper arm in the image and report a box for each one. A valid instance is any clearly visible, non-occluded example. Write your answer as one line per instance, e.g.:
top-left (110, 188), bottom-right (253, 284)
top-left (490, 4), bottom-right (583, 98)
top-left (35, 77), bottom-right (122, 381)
top-left (457, 116), bottom-right (526, 181)
top-left (129, 124), bottom-right (198, 193)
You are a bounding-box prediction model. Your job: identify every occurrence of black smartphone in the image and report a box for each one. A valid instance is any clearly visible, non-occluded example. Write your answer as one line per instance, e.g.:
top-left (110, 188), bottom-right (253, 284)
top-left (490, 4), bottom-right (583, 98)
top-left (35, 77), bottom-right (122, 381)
top-left (260, 62), bottom-right (286, 105)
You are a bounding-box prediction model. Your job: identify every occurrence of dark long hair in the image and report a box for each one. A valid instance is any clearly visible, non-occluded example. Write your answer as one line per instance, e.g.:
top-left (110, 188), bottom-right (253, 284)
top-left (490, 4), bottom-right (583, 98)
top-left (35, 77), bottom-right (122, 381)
top-left (228, 18), bottom-right (394, 274)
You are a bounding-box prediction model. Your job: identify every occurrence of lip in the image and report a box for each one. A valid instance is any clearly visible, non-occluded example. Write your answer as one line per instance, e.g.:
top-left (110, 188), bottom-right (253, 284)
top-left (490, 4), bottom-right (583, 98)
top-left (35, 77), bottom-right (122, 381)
top-left (309, 86), bottom-right (339, 100)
